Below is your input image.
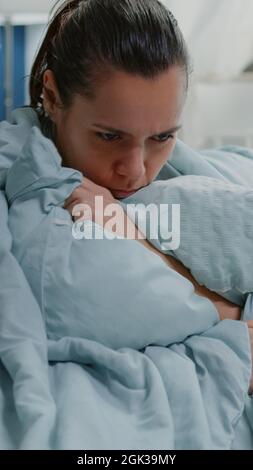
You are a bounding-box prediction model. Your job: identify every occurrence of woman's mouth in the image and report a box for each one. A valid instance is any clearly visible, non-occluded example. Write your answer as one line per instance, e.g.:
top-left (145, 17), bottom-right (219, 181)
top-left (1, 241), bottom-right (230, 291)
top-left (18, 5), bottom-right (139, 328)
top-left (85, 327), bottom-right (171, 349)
top-left (111, 189), bottom-right (138, 199)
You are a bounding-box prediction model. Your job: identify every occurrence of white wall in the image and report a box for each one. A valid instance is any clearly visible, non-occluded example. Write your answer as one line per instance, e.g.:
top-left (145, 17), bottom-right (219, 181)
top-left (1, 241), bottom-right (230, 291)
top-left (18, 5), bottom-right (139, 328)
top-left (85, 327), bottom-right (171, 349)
top-left (0, 0), bottom-right (55, 15)
top-left (181, 77), bottom-right (253, 148)
top-left (0, 0), bottom-right (55, 25)
top-left (163, 0), bottom-right (253, 79)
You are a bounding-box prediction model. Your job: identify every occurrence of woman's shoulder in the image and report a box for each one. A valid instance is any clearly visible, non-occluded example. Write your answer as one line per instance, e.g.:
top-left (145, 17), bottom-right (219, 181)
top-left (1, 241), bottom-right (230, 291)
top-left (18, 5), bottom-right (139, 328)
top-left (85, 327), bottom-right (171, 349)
top-left (0, 107), bottom-right (42, 188)
top-left (0, 106), bottom-right (40, 129)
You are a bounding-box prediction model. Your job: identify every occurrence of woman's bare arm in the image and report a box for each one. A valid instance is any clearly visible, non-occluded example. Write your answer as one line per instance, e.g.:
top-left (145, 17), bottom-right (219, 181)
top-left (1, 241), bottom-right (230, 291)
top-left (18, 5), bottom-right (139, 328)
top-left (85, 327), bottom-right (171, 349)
top-left (138, 236), bottom-right (242, 322)
top-left (247, 321), bottom-right (253, 394)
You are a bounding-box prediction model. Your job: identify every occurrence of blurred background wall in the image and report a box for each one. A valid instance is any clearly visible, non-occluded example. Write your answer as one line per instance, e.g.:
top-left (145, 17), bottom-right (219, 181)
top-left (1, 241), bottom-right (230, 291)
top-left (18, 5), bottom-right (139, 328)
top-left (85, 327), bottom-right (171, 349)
top-left (1, 0), bottom-right (253, 148)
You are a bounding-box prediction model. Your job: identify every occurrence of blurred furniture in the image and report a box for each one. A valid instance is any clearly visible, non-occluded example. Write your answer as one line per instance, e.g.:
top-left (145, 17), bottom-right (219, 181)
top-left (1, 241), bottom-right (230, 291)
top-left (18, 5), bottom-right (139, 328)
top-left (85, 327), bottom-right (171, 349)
top-left (181, 73), bottom-right (253, 149)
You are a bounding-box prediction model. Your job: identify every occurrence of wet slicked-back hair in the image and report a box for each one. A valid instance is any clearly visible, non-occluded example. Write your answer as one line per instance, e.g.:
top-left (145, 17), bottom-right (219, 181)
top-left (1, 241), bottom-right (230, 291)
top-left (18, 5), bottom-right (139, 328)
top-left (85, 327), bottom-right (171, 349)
top-left (29, 0), bottom-right (190, 119)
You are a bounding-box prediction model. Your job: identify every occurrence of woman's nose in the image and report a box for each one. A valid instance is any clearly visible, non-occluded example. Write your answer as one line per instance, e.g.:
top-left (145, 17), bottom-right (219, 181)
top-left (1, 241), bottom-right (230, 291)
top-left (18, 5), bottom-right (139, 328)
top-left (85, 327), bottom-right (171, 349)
top-left (115, 149), bottom-right (146, 178)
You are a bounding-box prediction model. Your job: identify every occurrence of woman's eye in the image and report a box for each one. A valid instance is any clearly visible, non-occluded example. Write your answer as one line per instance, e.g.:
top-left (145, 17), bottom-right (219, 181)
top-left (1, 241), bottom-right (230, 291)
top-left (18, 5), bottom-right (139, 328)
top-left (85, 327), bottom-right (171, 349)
top-left (152, 134), bottom-right (174, 143)
top-left (95, 132), bottom-right (174, 143)
top-left (96, 132), bottom-right (120, 142)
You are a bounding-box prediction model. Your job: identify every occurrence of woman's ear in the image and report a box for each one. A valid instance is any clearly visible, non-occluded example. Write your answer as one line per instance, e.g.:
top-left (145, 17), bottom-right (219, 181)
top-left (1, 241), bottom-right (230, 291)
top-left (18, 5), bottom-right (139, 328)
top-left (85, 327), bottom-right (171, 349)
top-left (42, 69), bottom-right (62, 121)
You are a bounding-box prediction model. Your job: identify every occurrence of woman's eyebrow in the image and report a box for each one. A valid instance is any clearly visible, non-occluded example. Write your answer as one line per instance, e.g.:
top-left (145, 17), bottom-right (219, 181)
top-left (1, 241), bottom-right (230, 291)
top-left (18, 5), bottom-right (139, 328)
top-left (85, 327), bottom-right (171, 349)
top-left (92, 123), bottom-right (182, 136)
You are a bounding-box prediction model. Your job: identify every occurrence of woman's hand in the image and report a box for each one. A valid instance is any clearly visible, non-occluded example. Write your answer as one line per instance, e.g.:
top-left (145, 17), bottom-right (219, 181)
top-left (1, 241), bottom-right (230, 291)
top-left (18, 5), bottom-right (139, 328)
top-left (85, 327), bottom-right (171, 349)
top-left (64, 177), bottom-right (116, 222)
top-left (246, 320), bottom-right (253, 395)
top-left (64, 177), bottom-right (145, 239)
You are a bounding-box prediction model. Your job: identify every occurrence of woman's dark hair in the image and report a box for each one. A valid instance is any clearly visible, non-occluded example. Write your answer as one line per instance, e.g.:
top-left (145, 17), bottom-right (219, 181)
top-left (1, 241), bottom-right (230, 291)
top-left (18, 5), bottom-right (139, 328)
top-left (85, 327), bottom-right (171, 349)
top-left (29, 0), bottom-right (191, 119)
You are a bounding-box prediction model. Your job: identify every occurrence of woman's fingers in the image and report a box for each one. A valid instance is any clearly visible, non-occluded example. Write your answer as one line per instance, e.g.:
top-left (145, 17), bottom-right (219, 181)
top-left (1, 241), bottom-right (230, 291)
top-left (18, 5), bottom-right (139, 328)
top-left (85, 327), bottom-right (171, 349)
top-left (64, 186), bottom-right (87, 208)
top-left (64, 196), bottom-right (79, 210)
top-left (246, 324), bottom-right (253, 395)
top-left (63, 179), bottom-right (116, 224)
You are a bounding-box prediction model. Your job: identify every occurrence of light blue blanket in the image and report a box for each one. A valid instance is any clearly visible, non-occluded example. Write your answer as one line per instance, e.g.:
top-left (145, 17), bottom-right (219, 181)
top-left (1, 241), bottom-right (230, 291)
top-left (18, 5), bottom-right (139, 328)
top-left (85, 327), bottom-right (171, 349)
top-left (0, 107), bottom-right (252, 449)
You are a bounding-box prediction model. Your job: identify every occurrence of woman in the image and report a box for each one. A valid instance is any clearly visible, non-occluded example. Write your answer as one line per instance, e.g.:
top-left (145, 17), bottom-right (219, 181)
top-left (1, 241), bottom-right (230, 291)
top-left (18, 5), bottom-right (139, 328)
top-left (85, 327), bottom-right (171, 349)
top-left (29, 0), bottom-right (252, 390)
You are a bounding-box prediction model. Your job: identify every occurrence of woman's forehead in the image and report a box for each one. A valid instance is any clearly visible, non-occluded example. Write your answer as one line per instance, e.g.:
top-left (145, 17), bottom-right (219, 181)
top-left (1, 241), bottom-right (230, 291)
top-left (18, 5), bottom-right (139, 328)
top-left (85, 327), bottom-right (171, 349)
top-left (72, 68), bottom-right (185, 127)
top-left (93, 67), bottom-right (185, 100)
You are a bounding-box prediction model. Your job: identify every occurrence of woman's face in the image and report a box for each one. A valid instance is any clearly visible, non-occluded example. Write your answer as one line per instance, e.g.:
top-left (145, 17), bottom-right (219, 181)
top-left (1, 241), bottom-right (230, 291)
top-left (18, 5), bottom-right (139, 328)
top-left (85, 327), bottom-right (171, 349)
top-left (44, 66), bottom-right (186, 199)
